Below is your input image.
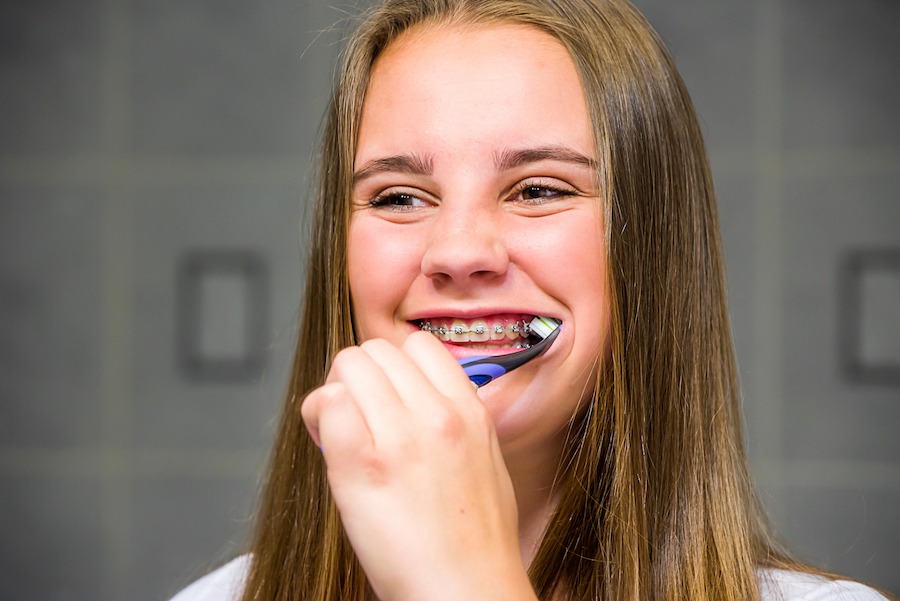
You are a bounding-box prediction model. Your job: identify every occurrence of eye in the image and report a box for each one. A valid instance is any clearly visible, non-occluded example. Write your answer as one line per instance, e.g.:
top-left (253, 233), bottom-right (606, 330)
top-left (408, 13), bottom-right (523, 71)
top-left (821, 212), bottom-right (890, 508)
top-left (521, 186), bottom-right (562, 200)
top-left (368, 191), bottom-right (431, 211)
top-left (510, 180), bottom-right (577, 204)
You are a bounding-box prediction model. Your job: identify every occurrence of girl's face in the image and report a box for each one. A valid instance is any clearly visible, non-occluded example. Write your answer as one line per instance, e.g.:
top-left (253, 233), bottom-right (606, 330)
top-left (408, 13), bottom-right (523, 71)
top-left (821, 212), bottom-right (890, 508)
top-left (348, 23), bottom-right (610, 457)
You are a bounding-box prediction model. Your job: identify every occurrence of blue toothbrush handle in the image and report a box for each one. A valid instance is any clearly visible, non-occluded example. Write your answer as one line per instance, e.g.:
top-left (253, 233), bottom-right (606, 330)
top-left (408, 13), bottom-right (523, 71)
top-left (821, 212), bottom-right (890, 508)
top-left (458, 326), bottom-right (560, 388)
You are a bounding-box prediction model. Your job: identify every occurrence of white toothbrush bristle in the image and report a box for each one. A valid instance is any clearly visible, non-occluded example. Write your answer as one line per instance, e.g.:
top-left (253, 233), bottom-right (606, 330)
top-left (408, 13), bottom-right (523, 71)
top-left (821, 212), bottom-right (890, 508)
top-left (529, 316), bottom-right (561, 340)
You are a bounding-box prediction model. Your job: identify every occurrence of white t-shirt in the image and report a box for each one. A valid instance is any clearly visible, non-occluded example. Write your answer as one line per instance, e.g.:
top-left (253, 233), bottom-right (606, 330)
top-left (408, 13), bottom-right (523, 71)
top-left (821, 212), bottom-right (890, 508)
top-left (169, 555), bottom-right (890, 601)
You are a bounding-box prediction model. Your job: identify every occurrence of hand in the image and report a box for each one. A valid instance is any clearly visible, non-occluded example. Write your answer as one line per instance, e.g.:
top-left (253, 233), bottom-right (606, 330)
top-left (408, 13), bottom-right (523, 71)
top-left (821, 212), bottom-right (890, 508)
top-left (301, 331), bottom-right (538, 601)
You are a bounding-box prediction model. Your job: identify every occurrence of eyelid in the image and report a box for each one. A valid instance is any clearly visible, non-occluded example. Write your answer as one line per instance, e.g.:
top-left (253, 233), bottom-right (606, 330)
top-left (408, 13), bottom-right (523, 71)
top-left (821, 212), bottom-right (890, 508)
top-left (353, 170), bottom-right (434, 204)
top-left (507, 177), bottom-right (579, 202)
top-left (367, 186), bottom-right (434, 210)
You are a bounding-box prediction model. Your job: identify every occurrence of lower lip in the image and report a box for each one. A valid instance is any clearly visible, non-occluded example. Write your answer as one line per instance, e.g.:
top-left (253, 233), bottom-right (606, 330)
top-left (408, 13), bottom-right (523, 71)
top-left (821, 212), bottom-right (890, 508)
top-left (440, 341), bottom-right (528, 361)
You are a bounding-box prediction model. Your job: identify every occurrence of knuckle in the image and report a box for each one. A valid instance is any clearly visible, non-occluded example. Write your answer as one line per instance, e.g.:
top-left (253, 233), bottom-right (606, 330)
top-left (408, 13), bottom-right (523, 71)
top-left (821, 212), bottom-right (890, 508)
top-left (355, 447), bottom-right (392, 487)
top-left (328, 348), bottom-right (350, 372)
top-left (427, 405), bottom-right (465, 443)
top-left (301, 382), bottom-right (342, 413)
top-left (328, 346), bottom-right (363, 377)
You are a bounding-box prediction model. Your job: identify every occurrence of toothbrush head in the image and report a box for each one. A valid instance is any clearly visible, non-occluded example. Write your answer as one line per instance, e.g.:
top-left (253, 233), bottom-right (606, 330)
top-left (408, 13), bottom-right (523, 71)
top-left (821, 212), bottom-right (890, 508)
top-left (528, 316), bottom-right (561, 340)
top-left (458, 317), bottom-right (561, 387)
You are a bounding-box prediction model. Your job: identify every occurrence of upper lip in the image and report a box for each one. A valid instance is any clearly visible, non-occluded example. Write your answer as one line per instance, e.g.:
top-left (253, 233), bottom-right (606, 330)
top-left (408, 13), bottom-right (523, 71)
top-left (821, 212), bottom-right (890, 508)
top-left (407, 307), bottom-right (552, 322)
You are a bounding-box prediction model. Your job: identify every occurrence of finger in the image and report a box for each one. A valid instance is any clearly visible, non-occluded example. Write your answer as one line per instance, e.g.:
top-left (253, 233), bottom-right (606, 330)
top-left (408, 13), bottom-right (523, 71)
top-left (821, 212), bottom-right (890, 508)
top-left (356, 337), bottom-right (448, 411)
top-left (301, 381), bottom-right (372, 461)
top-left (399, 334), bottom-right (504, 461)
top-left (324, 345), bottom-right (406, 440)
top-left (401, 331), bottom-right (477, 400)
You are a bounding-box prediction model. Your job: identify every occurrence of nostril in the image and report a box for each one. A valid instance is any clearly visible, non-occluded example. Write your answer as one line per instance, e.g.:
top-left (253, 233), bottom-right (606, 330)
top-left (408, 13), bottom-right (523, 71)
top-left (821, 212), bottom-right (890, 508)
top-left (421, 233), bottom-right (510, 283)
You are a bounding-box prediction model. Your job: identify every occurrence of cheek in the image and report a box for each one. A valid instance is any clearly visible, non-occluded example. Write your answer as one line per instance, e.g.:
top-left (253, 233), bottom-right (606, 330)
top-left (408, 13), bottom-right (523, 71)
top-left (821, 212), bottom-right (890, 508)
top-left (347, 222), bottom-right (377, 301)
top-left (569, 224), bottom-right (611, 364)
top-left (564, 219), bottom-right (609, 343)
top-left (520, 213), bottom-right (606, 298)
top-left (347, 219), bottom-right (422, 336)
top-left (519, 211), bottom-right (608, 351)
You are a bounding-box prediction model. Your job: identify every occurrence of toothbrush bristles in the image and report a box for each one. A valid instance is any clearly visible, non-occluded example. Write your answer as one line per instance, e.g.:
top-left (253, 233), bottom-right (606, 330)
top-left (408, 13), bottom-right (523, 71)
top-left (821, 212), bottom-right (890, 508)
top-left (528, 316), bottom-right (561, 340)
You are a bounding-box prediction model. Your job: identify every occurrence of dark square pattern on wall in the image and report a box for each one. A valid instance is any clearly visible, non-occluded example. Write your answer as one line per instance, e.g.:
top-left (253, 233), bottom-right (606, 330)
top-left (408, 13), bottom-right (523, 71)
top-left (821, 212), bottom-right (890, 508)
top-left (839, 248), bottom-right (900, 385)
top-left (176, 249), bottom-right (269, 382)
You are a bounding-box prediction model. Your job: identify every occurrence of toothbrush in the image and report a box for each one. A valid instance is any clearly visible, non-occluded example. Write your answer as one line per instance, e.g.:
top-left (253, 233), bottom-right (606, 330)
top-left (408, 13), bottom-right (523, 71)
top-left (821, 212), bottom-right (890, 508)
top-left (458, 317), bottom-right (562, 388)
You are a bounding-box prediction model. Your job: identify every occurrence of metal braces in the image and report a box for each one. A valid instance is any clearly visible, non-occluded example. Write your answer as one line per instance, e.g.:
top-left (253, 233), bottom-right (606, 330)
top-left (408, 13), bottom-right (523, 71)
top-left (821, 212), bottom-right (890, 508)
top-left (418, 319), bottom-right (532, 336)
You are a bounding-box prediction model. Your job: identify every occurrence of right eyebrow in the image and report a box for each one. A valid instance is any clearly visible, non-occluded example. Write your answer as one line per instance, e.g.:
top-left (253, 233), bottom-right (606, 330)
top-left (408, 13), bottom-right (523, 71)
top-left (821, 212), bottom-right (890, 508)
top-left (352, 153), bottom-right (434, 185)
top-left (493, 145), bottom-right (597, 171)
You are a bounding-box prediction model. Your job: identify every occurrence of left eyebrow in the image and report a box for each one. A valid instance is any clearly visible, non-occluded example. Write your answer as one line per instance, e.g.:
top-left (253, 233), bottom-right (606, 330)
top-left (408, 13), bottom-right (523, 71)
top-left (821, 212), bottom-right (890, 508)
top-left (352, 152), bottom-right (434, 186)
top-left (493, 145), bottom-right (597, 171)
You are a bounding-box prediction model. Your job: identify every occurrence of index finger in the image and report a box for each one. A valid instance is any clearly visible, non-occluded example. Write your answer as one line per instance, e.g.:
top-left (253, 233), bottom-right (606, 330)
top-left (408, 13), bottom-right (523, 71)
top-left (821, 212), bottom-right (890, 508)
top-left (400, 331), bottom-right (477, 400)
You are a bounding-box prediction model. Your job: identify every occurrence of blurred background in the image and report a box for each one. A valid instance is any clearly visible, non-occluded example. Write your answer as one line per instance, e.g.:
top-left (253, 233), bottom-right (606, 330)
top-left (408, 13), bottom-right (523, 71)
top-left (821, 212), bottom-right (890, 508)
top-left (0, 0), bottom-right (898, 599)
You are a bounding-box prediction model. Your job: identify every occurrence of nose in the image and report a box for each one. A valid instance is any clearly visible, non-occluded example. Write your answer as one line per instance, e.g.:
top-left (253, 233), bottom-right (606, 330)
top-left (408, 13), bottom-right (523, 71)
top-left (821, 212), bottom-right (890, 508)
top-left (420, 204), bottom-right (509, 288)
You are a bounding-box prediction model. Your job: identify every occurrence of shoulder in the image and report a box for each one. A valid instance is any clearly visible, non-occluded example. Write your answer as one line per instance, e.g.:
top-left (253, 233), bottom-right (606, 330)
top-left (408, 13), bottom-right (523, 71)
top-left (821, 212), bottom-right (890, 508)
top-left (168, 555), bottom-right (251, 601)
top-left (759, 568), bottom-right (890, 601)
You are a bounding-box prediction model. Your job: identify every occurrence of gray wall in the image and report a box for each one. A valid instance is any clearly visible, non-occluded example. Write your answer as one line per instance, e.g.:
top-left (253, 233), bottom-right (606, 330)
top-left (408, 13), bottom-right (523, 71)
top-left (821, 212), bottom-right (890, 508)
top-left (0, 1), bottom-right (897, 599)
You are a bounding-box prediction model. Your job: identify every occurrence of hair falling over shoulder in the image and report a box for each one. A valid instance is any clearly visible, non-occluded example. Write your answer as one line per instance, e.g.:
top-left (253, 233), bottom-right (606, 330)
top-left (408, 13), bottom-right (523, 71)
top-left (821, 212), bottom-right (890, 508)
top-left (240, 1), bottom-right (808, 599)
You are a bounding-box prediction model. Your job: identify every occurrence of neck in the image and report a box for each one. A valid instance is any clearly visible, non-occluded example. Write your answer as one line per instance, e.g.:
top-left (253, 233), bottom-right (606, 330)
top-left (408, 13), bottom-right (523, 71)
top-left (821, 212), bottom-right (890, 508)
top-left (504, 439), bottom-right (566, 565)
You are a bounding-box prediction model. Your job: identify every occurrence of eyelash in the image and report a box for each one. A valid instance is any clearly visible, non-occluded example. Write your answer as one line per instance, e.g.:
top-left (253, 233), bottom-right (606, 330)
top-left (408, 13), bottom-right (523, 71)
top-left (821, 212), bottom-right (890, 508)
top-left (508, 179), bottom-right (577, 204)
top-left (368, 191), bottom-right (426, 211)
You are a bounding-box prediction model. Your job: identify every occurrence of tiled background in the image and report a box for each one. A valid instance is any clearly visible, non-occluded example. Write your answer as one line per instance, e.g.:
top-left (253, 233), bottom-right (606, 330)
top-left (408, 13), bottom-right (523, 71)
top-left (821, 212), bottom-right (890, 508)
top-left (0, 1), bottom-right (897, 599)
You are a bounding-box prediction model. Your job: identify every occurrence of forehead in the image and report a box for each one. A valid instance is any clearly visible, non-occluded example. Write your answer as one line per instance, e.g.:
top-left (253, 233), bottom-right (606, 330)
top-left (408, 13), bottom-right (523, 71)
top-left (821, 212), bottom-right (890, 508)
top-left (377, 20), bottom-right (569, 67)
top-left (356, 22), bottom-right (594, 167)
top-left (369, 21), bottom-right (581, 101)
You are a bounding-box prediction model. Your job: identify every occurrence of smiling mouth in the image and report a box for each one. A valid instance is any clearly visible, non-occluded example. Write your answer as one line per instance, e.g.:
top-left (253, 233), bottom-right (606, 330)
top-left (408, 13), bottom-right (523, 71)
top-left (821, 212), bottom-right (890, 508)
top-left (416, 315), bottom-right (541, 349)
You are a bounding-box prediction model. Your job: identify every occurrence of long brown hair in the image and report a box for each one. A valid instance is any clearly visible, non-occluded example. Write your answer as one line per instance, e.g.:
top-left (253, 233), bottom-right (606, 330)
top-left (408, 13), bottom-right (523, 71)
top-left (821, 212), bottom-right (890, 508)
top-left (241, 1), bottom-right (798, 599)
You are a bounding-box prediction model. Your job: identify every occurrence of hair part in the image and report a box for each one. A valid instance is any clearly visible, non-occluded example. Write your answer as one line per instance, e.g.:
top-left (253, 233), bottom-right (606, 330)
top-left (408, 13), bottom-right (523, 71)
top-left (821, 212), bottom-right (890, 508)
top-left (242, 1), bottom-right (799, 600)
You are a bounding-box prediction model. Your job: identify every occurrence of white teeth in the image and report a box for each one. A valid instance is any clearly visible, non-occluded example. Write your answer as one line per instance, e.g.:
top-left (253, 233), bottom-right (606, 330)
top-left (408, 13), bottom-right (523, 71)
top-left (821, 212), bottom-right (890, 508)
top-left (449, 320), bottom-right (469, 343)
top-left (469, 320), bottom-right (489, 342)
top-left (419, 318), bottom-right (537, 344)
